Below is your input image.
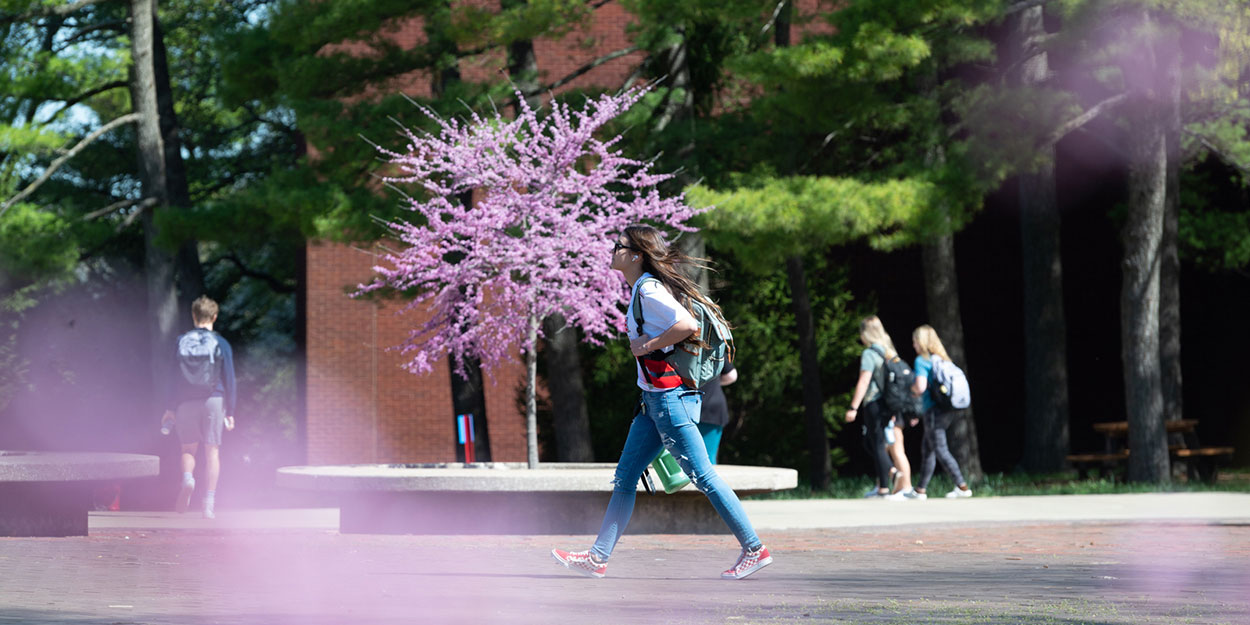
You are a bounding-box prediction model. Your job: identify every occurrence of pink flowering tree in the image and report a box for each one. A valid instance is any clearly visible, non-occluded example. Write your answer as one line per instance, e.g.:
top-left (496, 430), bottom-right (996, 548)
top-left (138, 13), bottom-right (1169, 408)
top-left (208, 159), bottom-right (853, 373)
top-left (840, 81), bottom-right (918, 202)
top-left (357, 87), bottom-right (702, 468)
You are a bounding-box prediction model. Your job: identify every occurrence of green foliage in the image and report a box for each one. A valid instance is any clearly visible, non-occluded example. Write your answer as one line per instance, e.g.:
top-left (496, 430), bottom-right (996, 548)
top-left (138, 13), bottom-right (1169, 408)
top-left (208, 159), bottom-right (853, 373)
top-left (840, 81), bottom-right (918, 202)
top-left (0, 204), bottom-right (78, 283)
top-left (690, 176), bottom-right (937, 264)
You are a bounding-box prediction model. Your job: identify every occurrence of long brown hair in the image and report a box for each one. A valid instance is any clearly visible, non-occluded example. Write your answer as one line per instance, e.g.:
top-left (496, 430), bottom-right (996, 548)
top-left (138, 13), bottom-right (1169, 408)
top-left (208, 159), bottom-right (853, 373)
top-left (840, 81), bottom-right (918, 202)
top-left (623, 225), bottom-right (728, 341)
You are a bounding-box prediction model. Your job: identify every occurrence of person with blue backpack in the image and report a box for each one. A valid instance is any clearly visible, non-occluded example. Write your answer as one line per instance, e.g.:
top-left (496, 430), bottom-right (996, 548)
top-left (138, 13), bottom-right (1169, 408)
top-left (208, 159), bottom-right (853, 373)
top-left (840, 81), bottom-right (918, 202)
top-left (160, 295), bottom-right (236, 519)
top-left (553, 225), bottom-right (772, 581)
top-left (909, 324), bottom-right (972, 499)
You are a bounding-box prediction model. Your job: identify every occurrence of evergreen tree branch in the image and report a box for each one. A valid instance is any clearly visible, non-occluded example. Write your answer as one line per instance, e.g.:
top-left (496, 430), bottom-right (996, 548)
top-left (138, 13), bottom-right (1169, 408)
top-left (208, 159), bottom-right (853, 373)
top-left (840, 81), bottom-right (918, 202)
top-left (217, 252), bottom-right (297, 293)
top-left (536, 45), bottom-right (641, 94)
top-left (1188, 131), bottom-right (1250, 178)
top-left (1, 0), bottom-right (111, 25)
top-left (1004, 0), bottom-right (1053, 16)
top-left (41, 81), bottom-right (128, 125)
top-left (1044, 92), bottom-right (1127, 147)
top-left (82, 196), bottom-right (156, 221)
top-left (0, 112), bottom-right (141, 219)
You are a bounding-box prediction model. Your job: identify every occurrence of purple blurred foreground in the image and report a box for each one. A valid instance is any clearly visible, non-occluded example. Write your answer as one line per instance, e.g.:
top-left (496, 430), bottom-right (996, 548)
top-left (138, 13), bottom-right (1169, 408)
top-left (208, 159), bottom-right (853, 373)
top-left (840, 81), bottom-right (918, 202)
top-left (2, 498), bottom-right (1248, 625)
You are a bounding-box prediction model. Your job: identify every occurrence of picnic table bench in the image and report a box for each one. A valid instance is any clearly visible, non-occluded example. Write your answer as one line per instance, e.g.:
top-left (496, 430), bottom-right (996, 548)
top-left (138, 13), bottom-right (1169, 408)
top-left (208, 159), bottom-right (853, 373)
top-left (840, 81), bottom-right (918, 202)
top-left (1067, 419), bottom-right (1234, 482)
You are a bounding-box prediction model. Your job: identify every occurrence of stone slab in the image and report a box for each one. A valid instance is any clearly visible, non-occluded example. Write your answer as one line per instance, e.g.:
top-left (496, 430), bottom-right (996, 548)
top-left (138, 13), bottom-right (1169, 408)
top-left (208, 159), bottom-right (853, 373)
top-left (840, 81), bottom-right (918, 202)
top-left (277, 462), bottom-right (798, 535)
top-left (0, 451), bottom-right (159, 482)
top-left (0, 451), bottom-right (160, 537)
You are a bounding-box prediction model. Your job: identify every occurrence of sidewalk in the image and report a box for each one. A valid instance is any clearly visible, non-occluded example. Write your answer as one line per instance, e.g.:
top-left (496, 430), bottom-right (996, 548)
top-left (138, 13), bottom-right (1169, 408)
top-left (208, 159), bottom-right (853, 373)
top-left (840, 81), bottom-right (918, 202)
top-left (87, 491), bottom-right (1250, 532)
top-left (2, 493), bottom-right (1244, 625)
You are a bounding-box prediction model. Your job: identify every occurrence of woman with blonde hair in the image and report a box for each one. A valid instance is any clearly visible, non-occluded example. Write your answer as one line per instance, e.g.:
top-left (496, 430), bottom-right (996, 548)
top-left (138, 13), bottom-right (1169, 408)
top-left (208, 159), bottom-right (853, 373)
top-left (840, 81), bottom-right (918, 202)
top-left (910, 324), bottom-right (971, 498)
top-left (845, 316), bottom-right (911, 499)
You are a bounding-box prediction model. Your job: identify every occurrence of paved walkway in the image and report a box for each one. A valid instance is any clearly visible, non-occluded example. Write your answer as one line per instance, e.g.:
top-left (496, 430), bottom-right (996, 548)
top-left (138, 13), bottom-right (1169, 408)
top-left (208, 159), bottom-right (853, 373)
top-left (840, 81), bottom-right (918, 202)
top-left (3, 493), bottom-right (1248, 625)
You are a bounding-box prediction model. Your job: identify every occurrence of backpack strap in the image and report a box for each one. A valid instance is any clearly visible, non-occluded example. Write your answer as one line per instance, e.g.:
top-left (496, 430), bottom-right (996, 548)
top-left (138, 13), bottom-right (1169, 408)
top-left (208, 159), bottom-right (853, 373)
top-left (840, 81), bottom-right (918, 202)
top-left (869, 344), bottom-right (889, 391)
top-left (631, 277), bottom-right (663, 386)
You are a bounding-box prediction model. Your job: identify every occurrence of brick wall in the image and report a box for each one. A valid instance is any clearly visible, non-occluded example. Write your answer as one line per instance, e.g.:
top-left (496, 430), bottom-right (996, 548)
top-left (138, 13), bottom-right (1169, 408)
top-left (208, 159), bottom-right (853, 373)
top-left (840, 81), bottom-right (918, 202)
top-left (306, 0), bottom-right (833, 464)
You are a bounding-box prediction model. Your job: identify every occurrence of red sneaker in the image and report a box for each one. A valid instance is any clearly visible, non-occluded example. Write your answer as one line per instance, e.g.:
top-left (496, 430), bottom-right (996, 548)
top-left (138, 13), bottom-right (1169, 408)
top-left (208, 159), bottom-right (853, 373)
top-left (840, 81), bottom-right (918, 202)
top-left (551, 548), bottom-right (607, 578)
top-left (722, 545), bottom-right (772, 580)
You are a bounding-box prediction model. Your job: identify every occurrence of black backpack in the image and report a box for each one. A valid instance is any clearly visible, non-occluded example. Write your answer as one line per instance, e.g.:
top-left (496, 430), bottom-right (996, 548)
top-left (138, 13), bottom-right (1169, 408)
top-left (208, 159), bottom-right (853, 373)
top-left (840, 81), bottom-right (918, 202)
top-left (871, 345), bottom-right (921, 416)
top-left (178, 329), bottom-right (223, 389)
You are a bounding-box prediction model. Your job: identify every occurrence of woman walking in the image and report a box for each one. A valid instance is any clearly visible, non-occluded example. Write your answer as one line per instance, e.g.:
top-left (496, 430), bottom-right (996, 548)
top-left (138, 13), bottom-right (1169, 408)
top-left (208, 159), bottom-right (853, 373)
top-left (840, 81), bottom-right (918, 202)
top-left (845, 316), bottom-right (906, 499)
top-left (552, 225), bottom-right (772, 580)
top-left (910, 325), bottom-right (972, 499)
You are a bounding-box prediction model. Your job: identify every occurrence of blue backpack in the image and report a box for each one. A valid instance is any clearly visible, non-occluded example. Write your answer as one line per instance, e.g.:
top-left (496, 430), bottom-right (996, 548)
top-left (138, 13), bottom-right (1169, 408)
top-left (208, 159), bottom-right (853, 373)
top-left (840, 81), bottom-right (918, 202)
top-left (630, 278), bottom-right (734, 390)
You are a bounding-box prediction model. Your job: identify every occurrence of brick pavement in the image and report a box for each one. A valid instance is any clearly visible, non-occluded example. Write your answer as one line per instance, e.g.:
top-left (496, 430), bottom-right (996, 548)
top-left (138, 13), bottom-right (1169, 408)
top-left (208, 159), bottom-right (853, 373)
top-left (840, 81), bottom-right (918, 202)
top-left (2, 518), bottom-right (1248, 624)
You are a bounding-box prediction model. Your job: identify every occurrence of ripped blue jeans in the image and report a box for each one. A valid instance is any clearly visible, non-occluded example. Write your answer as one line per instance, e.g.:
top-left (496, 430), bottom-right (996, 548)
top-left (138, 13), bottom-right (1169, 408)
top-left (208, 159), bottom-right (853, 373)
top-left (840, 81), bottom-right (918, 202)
top-left (590, 387), bottom-right (762, 560)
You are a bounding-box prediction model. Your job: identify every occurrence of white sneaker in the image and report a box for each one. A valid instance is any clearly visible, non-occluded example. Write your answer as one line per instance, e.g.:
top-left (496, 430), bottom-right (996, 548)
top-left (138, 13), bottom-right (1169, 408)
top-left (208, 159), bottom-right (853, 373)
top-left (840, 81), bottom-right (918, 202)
top-left (903, 489), bottom-right (927, 500)
top-left (883, 491), bottom-right (907, 502)
top-left (945, 487), bottom-right (972, 498)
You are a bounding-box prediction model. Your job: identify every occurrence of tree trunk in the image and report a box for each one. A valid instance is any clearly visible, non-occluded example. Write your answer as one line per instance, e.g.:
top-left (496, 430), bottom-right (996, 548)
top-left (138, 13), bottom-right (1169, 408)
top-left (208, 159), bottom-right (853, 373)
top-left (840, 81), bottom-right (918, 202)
top-left (543, 313), bottom-right (593, 462)
top-left (130, 0), bottom-right (180, 414)
top-left (504, 0), bottom-right (541, 111)
top-left (786, 255), bottom-right (830, 490)
top-left (1160, 42), bottom-right (1184, 447)
top-left (526, 314), bottom-right (540, 468)
top-left (505, 12), bottom-right (592, 462)
top-left (1009, 6), bottom-right (1070, 472)
top-left (774, 7), bottom-right (833, 489)
top-left (1121, 10), bottom-right (1170, 484)
top-left (921, 233), bottom-right (984, 482)
top-left (152, 16), bottom-right (203, 307)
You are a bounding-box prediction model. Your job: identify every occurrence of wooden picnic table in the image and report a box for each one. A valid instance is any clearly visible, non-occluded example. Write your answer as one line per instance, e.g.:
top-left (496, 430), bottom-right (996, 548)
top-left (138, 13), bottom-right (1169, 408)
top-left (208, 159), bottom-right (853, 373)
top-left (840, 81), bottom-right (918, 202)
top-left (1068, 419), bottom-right (1234, 482)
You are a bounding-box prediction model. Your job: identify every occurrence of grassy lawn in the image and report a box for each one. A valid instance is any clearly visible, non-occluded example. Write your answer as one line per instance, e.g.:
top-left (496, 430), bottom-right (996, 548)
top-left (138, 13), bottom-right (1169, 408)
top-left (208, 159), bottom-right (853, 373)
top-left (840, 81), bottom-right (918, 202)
top-left (749, 467), bottom-right (1250, 500)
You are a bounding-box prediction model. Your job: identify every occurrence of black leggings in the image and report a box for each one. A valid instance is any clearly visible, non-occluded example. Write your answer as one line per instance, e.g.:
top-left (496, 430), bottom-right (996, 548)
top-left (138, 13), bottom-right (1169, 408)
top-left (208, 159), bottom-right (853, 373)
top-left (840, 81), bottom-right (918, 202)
top-left (860, 400), bottom-right (895, 489)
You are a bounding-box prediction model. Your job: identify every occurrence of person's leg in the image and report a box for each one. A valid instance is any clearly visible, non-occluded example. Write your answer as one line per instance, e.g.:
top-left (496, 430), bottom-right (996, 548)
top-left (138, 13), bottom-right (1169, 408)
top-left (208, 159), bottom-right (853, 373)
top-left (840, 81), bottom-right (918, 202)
top-left (917, 413), bottom-right (938, 492)
top-left (697, 422), bottom-right (724, 464)
top-left (588, 403), bottom-right (663, 561)
top-left (655, 389), bottom-right (762, 552)
top-left (887, 424), bottom-right (912, 492)
top-left (201, 398), bottom-right (226, 518)
top-left (864, 404), bottom-right (893, 493)
top-left (176, 442), bottom-right (198, 513)
top-left (180, 443), bottom-right (198, 475)
top-left (931, 411), bottom-right (967, 488)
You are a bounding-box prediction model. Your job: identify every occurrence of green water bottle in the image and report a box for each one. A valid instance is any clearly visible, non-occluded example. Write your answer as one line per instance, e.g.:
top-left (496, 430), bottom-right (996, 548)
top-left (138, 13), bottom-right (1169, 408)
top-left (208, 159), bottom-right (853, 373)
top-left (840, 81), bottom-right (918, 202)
top-left (650, 449), bottom-right (692, 494)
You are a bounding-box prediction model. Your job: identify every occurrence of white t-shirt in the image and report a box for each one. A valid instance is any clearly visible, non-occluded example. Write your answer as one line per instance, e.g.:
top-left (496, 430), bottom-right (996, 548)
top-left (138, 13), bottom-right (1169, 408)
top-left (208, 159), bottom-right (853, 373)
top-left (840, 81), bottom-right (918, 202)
top-left (627, 273), bottom-right (695, 391)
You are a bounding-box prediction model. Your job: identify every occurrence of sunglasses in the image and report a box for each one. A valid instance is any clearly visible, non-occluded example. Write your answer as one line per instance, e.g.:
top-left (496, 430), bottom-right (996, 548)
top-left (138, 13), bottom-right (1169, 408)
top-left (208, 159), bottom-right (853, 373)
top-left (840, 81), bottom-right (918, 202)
top-left (612, 241), bottom-right (638, 254)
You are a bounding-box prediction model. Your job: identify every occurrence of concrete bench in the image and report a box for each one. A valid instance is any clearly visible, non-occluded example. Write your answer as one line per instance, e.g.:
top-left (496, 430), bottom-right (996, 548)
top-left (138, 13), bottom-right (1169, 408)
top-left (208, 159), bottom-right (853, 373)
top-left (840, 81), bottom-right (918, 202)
top-left (276, 462), bottom-right (798, 535)
top-left (0, 450), bottom-right (160, 537)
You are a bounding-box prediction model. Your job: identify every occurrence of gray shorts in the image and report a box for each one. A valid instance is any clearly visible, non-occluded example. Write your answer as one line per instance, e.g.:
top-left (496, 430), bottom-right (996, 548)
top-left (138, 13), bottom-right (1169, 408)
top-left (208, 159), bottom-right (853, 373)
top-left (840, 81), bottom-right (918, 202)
top-left (175, 397), bottom-right (225, 446)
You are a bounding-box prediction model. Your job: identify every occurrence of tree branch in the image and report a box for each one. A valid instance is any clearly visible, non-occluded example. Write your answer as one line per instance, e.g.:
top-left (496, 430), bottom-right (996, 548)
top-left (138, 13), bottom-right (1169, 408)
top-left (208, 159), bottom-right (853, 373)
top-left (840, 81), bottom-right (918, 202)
top-left (83, 196), bottom-right (151, 221)
top-left (1004, 0), bottom-right (1053, 16)
top-left (0, 112), bottom-right (141, 219)
top-left (1188, 131), bottom-right (1250, 178)
top-left (41, 81), bottom-right (128, 125)
top-left (1044, 92), bottom-right (1127, 147)
top-left (536, 45), bottom-right (640, 94)
top-left (1, 0), bottom-right (111, 25)
top-left (220, 252), bottom-right (297, 294)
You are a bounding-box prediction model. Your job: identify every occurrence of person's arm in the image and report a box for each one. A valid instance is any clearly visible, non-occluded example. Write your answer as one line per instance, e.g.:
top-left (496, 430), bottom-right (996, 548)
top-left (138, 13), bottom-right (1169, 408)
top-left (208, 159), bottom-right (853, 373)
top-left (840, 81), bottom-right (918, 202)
top-left (845, 369), bottom-right (873, 422)
top-left (630, 317), bottom-right (697, 356)
top-left (912, 374), bottom-right (927, 396)
top-left (222, 340), bottom-right (237, 431)
top-left (720, 367), bottom-right (738, 387)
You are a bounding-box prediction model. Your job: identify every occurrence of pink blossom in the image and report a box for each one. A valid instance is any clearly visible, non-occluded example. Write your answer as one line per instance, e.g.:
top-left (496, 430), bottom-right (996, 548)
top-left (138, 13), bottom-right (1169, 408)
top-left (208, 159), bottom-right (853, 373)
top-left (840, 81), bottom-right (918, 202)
top-left (357, 86), bottom-right (704, 377)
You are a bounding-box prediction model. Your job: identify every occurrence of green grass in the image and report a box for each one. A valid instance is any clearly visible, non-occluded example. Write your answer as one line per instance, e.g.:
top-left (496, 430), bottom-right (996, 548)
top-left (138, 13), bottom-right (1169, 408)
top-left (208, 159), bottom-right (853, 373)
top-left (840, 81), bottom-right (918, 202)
top-left (746, 467), bottom-right (1250, 500)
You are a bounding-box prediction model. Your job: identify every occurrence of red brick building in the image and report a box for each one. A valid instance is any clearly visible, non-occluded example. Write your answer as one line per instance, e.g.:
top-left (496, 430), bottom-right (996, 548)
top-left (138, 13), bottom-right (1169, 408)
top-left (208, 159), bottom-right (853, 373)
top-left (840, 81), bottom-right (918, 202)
top-left (305, 2), bottom-right (830, 465)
